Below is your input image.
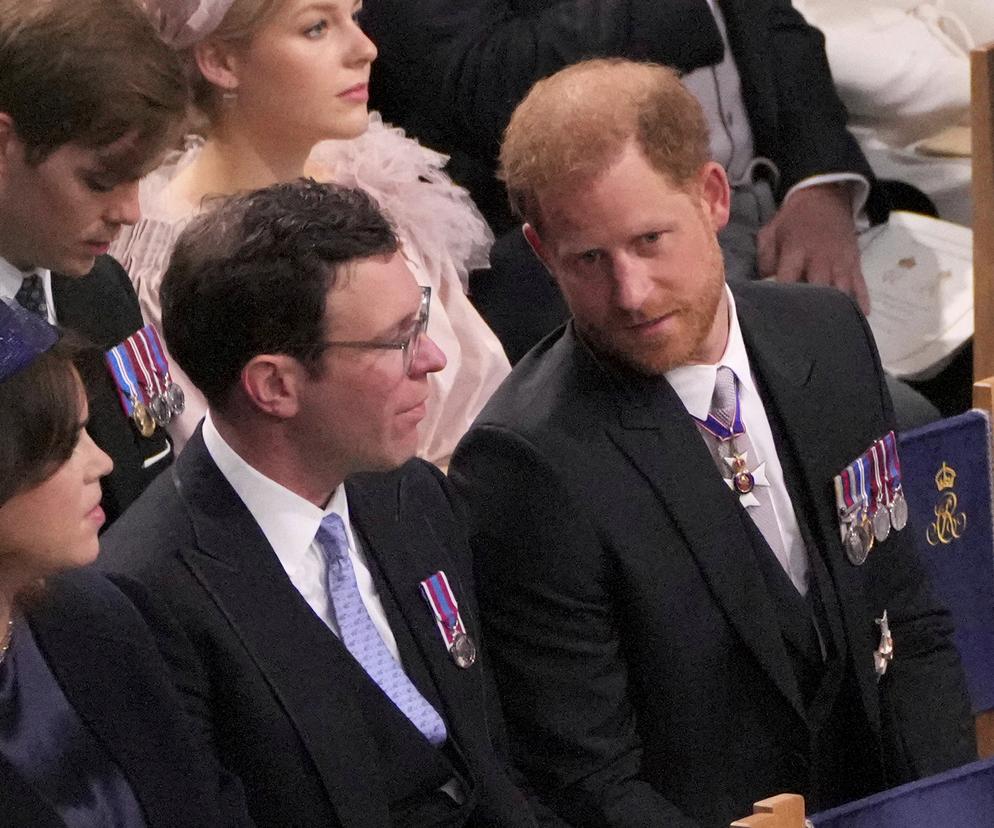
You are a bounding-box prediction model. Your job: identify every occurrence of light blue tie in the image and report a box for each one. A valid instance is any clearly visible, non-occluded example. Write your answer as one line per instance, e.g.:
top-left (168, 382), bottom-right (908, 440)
top-left (317, 513), bottom-right (447, 746)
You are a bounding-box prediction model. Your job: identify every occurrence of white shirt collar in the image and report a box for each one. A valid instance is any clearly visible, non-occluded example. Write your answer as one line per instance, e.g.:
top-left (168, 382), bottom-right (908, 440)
top-left (664, 286), bottom-right (756, 420)
top-left (0, 256), bottom-right (49, 303)
top-left (0, 256), bottom-right (55, 324)
top-left (201, 411), bottom-right (348, 562)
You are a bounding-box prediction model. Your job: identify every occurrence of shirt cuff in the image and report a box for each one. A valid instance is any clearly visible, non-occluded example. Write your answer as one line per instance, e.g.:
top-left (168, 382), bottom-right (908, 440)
top-left (783, 174), bottom-right (871, 232)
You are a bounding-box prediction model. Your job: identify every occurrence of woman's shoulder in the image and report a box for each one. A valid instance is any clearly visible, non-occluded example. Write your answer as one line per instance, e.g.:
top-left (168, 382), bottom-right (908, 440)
top-left (30, 569), bottom-right (149, 638)
top-left (311, 112), bottom-right (494, 290)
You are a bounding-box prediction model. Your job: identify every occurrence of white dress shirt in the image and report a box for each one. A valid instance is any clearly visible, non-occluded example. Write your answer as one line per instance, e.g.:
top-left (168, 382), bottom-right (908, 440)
top-left (682, 0), bottom-right (869, 221)
top-left (665, 287), bottom-right (811, 594)
top-left (0, 256), bottom-right (57, 324)
top-left (202, 412), bottom-right (403, 662)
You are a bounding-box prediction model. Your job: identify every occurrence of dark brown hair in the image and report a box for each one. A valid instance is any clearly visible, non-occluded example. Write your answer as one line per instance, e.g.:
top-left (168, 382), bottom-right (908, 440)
top-left (161, 178), bottom-right (399, 411)
top-left (0, 0), bottom-right (188, 164)
top-left (0, 340), bottom-right (83, 507)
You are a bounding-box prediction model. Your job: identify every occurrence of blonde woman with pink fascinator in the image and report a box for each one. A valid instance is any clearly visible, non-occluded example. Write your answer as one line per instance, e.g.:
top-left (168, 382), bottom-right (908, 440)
top-left (112, 0), bottom-right (509, 469)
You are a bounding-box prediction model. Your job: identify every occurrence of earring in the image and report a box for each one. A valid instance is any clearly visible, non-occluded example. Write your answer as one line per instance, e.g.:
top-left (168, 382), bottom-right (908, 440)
top-left (222, 89), bottom-right (238, 106)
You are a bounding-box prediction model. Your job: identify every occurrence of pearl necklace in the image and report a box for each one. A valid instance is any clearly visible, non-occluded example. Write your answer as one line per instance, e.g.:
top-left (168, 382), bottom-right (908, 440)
top-left (0, 619), bottom-right (13, 667)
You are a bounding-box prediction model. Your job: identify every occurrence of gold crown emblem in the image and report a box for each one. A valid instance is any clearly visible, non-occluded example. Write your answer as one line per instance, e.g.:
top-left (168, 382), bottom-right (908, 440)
top-left (935, 462), bottom-right (957, 492)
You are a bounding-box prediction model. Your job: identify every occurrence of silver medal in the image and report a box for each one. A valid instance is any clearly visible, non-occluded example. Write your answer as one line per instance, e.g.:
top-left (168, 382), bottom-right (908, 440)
top-left (890, 490), bottom-right (908, 531)
top-left (449, 631), bottom-right (477, 669)
top-left (149, 393), bottom-right (173, 427)
top-left (845, 524), bottom-right (868, 566)
top-left (164, 381), bottom-right (186, 415)
top-left (872, 504), bottom-right (891, 543)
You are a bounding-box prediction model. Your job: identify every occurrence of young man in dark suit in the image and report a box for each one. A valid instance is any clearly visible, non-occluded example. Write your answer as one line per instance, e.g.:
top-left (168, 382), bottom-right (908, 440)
top-left (448, 60), bottom-right (975, 828)
top-left (100, 180), bottom-right (551, 827)
top-left (0, 0), bottom-right (188, 524)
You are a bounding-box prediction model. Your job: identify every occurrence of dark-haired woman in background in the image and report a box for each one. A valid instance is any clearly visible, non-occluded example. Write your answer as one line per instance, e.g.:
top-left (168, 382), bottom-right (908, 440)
top-left (0, 301), bottom-right (249, 827)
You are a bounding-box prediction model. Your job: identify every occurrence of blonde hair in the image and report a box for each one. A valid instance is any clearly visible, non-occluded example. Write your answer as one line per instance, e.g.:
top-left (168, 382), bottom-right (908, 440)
top-left (189, 0), bottom-right (283, 120)
top-left (499, 58), bottom-right (711, 230)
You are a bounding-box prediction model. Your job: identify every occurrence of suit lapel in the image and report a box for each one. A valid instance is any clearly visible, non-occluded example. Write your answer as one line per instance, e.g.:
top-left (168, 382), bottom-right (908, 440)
top-left (345, 478), bottom-right (487, 760)
top-left (735, 291), bottom-right (880, 732)
top-left (569, 331), bottom-right (805, 720)
top-left (172, 435), bottom-right (393, 826)
top-left (30, 603), bottom-right (191, 827)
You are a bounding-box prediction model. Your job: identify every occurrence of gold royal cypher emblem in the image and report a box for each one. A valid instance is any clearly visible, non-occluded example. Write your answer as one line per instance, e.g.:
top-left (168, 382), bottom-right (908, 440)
top-left (926, 462), bottom-right (967, 546)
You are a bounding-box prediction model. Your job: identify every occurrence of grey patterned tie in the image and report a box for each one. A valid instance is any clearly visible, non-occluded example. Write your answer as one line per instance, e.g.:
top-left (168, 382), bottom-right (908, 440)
top-left (14, 272), bottom-right (48, 319)
top-left (317, 513), bottom-right (448, 746)
top-left (697, 366), bottom-right (789, 573)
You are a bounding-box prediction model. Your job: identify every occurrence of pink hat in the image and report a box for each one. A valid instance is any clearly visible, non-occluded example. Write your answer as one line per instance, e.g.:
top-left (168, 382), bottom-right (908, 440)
top-left (142, 0), bottom-right (236, 48)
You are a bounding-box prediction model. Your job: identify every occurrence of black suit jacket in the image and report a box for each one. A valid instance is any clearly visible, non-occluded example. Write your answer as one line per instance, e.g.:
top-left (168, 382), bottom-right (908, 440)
top-left (365, 0), bottom-right (881, 232)
top-left (448, 282), bottom-right (974, 827)
top-left (98, 432), bottom-right (541, 827)
top-left (0, 569), bottom-right (248, 827)
top-left (52, 255), bottom-right (172, 525)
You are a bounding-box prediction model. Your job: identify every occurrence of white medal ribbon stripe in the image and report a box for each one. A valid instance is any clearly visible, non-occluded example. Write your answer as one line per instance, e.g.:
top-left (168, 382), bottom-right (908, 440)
top-left (108, 346), bottom-right (141, 410)
top-left (857, 455), bottom-right (871, 519)
top-left (419, 571), bottom-right (467, 649)
top-left (134, 329), bottom-right (166, 396)
top-left (871, 442), bottom-right (886, 512)
top-left (833, 473), bottom-right (849, 542)
top-left (126, 333), bottom-right (158, 398)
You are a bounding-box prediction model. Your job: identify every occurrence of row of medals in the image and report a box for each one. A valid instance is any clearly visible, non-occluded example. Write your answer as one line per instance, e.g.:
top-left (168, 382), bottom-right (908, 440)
top-left (132, 381), bottom-right (186, 438)
top-left (842, 489), bottom-right (908, 566)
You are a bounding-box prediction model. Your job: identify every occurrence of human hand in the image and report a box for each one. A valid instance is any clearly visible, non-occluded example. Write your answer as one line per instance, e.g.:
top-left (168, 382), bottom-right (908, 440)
top-left (756, 183), bottom-right (870, 314)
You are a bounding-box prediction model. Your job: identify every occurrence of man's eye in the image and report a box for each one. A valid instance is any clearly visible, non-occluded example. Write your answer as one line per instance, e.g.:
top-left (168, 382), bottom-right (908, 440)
top-left (641, 232), bottom-right (662, 244)
top-left (85, 177), bottom-right (115, 194)
top-left (578, 250), bottom-right (603, 265)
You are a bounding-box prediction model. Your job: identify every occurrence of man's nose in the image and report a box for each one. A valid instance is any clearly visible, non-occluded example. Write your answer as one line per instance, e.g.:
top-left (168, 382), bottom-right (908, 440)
top-left (105, 180), bottom-right (141, 228)
top-left (612, 254), bottom-right (655, 311)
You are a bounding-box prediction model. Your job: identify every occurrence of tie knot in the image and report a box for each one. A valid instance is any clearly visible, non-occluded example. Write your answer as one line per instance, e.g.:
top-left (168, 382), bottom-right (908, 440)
top-left (711, 365), bottom-right (738, 427)
top-left (14, 272), bottom-right (47, 319)
top-left (316, 512), bottom-right (349, 563)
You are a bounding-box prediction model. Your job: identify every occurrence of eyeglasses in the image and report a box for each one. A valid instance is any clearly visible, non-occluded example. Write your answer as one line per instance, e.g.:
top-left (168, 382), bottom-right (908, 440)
top-left (315, 285), bottom-right (431, 377)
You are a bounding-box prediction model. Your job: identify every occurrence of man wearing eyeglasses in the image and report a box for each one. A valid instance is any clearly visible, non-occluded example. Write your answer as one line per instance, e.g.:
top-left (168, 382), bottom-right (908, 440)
top-left (99, 180), bottom-right (549, 828)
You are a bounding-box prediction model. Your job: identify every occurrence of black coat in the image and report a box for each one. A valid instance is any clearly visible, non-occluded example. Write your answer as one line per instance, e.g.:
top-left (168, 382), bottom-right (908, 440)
top-left (364, 0), bottom-right (881, 233)
top-left (0, 569), bottom-right (249, 827)
top-left (52, 255), bottom-right (172, 525)
top-left (448, 282), bottom-right (975, 827)
top-left (98, 432), bottom-right (545, 827)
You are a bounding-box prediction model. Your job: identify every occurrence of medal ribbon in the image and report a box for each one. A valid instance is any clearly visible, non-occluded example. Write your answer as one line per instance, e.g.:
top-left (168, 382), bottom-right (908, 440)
top-left (694, 379), bottom-right (745, 442)
top-left (855, 454), bottom-right (871, 519)
top-left (142, 325), bottom-right (174, 385)
top-left (105, 343), bottom-right (144, 416)
top-left (123, 327), bottom-right (165, 399)
top-left (419, 571), bottom-right (467, 648)
top-left (882, 430), bottom-right (903, 494)
top-left (870, 440), bottom-right (889, 508)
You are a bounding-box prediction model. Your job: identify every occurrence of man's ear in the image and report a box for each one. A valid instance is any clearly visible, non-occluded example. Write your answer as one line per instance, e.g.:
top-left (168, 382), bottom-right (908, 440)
top-left (193, 37), bottom-right (241, 95)
top-left (0, 113), bottom-right (18, 179)
top-left (522, 223), bottom-right (554, 273)
top-left (697, 161), bottom-right (731, 232)
top-left (240, 354), bottom-right (303, 419)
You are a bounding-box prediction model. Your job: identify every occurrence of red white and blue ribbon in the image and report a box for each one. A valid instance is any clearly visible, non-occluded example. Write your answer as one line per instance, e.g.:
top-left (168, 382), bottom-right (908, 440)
top-left (419, 571), bottom-right (468, 650)
top-left (105, 337), bottom-right (146, 417)
top-left (882, 430), bottom-right (903, 495)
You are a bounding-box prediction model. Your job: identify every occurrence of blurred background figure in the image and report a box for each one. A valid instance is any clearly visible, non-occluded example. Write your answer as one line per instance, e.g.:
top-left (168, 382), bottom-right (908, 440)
top-left (113, 0), bottom-right (510, 470)
top-left (0, 301), bottom-right (248, 827)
